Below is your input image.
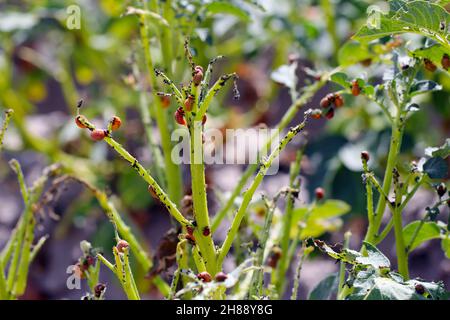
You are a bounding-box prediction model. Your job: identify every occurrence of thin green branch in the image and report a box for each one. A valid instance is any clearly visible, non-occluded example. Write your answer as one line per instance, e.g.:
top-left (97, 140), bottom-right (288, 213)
top-left (337, 231), bottom-right (351, 300)
top-left (76, 115), bottom-right (190, 227)
top-left (217, 115), bottom-right (309, 268)
top-left (211, 79), bottom-right (325, 232)
top-left (0, 109), bottom-right (13, 152)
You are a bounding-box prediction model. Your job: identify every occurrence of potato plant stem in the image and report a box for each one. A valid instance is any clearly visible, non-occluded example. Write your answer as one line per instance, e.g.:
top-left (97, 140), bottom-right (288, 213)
top-left (211, 79), bottom-right (324, 232)
top-left (77, 115), bottom-right (190, 226)
top-left (393, 204), bottom-right (409, 279)
top-left (337, 231), bottom-right (351, 300)
top-left (188, 119), bottom-right (217, 275)
top-left (275, 149), bottom-right (303, 294)
top-left (139, 4), bottom-right (182, 205)
top-left (217, 118), bottom-right (309, 269)
top-left (0, 109), bottom-right (13, 152)
top-left (365, 115), bottom-right (404, 243)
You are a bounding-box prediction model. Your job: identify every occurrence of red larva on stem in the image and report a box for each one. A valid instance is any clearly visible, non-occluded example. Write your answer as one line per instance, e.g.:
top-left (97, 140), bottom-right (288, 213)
top-left (436, 183), bottom-right (447, 198)
top-left (315, 187), bottom-right (325, 200)
top-left (424, 58), bottom-right (437, 72)
top-left (351, 80), bottom-right (361, 96)
top-left (116, 240), bottom-right (129, 253)
top-left (193, 66), bottom-right (204, 86)
top-left (267, 246), bottom-right (282, 268)
top-left (333, 93), bottom-right (344, 107)
top-left (320, 97), bottom-right (331, 108)
top-left (110, 116), bottom-right (122, 131)
top-left (215, 272), bottom-right (228, 282)
top-left (90, 129), bottom-right (107, 141)
top-left (202, 114), bottom-right (207, 126)
top-left (325, 108), bottom-right (334, 119)
top-left (75, 115), bottom-right (87, 129)
top-left (311, 109), bottom-right (322, 119)
top-left (361, 150), bottom-right (370, 162)
top-left (185, 233), bottom-right (196, 245)
top-left (186, 225), bottom-right (194, 235)
top-left (160, 95), bottom-right (171, 109)
top-left (184, 95), bottom-right (195, 112)
top-left (441, 54), bottom-right (450, 70)
top-left (197, 271), bottom-right (212, 282)
top-left (94, 283), bottom-right (106, 298)
top-left (202, 226), bottom-right (210, 236)
top-left (174, 107), bottom-right (186, 125)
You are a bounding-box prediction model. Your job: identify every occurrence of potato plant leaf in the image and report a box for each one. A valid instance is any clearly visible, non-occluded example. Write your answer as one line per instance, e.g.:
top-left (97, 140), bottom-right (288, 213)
top-left (270, 64), bottom-right (297, 92)
top-left (423, 157), bottom-right (448, 179)
top-left (291, 200), bottom-right (350, 239)
top-left (353, 1), bottom-right (450, 50)
top-left (347, 268), bottom-right (446, 300)
top-left (409, 80), bottom-right (442, 97)
top-left (412, 44), bottom-right (450, 72)
top-left (403, 221), bottom-right (442, 252)
top-left (205, 2), bottom-right (251, 22)
top-left (425, 138), bottom-right (450, 159)
top-left (358, 242), bottom-right (391, 270)
top-left (308, 272), bottom-right (338, 300)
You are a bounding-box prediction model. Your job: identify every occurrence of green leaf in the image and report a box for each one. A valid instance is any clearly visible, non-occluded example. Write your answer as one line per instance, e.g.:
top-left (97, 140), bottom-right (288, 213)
top-left (291, 200), bottom-right (351, 239)
top-left (337, 41), bottom-right (374, 67)
top-left (308, 272), bottom-right (338, 300)
top-left (348, 268), bottom-right (446, 300)
top-left (358, 242), bottom-right (391, 270)
top-left (409, 80), bottom-right (442, 96)
top-left (309, 200), bottom-right (351, 220)
top-left (423, 157), bottom-right (448, 179)
top-left (330, 72), bottom-right (349, 89)
top-left (205, 2), bottom-right (251, 22)
top-left (353, 1), bottom-right (450, 49)
top-left (425, 138), bottom-right (450, 159)
top-left (412, 44), bottom-right (450, 72)
top-left (403, 221), bottom-right (442, 252)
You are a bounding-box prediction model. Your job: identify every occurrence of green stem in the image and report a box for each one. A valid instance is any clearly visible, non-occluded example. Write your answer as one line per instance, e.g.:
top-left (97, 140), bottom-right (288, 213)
top-left (0, 109), bottom-right (13, 152)
top-left (132, 62), bottom-right (166, 187)
top-left (290, 243), bottom-right (311, 300)
top-left (337, 231), bottom-right (351, 300)
top-left (139, 5), bottom-right (183, 205)
top-left (217, 118), bottom-right (309, 269)
top-left (393, 205), bottom-right (409, 279)
top-left (249, 196), bottom-right (277, 299)
top-left (188, 119), bottom-right (217, 275)
top-left (365, 116), bottom-right (404, 243)
top-left (275, 149), bottom-right (303, 294)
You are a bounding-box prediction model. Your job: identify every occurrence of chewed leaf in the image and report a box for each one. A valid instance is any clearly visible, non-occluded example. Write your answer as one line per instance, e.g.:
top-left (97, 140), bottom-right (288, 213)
top-left (412, 44), bottom-right (450, 72)
top-left (313, 239), bottom-right (361, 264)
top-left (425, 138), bottom-right (450, 159)
top-left (271, 64), bottom-right (298, 91)
top-left (354, 1), bottom-right (450, 48)
top-left (358, 242), bottom-right (390, 270)
top-left (409, 80), bottom-right (442, 97)
top-left (348, 268), bottom-right (447, 300)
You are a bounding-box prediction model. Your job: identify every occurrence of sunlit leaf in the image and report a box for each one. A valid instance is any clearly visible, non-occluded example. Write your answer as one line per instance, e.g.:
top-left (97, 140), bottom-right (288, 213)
top-left (403, 221), bottom-right (442, 252)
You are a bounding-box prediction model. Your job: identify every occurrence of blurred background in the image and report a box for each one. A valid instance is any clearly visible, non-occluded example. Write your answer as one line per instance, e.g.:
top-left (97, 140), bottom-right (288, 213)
top-left (0, 0), bottom-right (449, 299)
